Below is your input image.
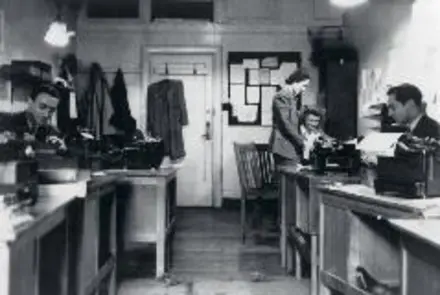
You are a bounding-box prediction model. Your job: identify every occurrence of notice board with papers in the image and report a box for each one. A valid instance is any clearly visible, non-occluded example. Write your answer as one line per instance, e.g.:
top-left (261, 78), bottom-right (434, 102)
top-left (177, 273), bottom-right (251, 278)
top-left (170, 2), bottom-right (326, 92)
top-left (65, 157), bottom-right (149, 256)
top-left (225, 51), bottom-right (302, 126)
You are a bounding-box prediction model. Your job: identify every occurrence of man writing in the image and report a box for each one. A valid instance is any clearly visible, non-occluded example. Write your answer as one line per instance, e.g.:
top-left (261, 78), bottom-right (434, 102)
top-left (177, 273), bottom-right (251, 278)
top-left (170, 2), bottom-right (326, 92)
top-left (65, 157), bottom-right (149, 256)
top-left (387, 83), bottom-right (440, 139)
top-left (0, 83), bottom-right (66, 150)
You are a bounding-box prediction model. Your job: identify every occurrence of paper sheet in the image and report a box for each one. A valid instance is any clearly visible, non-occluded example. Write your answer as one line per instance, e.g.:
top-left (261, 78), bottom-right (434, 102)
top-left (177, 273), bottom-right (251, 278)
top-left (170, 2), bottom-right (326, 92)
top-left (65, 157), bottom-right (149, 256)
top-left (270, 69), bottom-right (282, 85)
top-left (230, 64), bottom-right (245, 84)
top-left (230, 85), bottom-right (245, 114)
top-left (248, 69), bottom-right (259, 85)
top-left (261, 57), bottom-right (279, 68)
top-left (243, 59), bottom-right (260, 69)
top-left (261, 86), bottom-right (277, 126)
top-left (259, 69), bottom-right (270, 84)
top-left (236, 105), bottom-right (258, 122)
top-left (246, 86), bottom-right (260, 104)
top-left (357, 132), bottom-right (404, 156)
top-left (279, 62), bottom-right (298, 78)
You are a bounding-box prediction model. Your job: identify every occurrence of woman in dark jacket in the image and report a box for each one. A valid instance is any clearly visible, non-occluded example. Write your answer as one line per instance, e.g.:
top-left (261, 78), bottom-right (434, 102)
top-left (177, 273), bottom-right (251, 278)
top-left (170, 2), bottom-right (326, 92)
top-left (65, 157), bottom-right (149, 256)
top-left (268, 68), bottom-right (311, 167)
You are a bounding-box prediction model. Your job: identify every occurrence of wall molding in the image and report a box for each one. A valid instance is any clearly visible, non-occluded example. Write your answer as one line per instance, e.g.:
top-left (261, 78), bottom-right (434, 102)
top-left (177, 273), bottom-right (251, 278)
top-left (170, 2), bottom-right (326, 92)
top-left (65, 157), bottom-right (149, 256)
top-left (77, 22), bottom-right (310, 36)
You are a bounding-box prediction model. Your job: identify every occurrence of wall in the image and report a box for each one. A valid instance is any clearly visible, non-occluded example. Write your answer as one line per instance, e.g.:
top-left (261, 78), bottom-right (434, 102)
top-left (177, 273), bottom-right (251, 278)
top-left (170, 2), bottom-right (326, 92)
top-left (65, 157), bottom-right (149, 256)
top-left (76, 0), bottom-right (343, 200)
top-left (0, 0), bottom-right (76, 111)
top-left (344, 0), bottom-right (440, 135)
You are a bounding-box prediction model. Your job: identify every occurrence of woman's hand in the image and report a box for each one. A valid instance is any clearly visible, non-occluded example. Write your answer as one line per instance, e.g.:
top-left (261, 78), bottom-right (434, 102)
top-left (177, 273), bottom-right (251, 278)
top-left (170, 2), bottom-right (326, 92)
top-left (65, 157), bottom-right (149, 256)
top-left (23, 133), bottom-right (36, 142)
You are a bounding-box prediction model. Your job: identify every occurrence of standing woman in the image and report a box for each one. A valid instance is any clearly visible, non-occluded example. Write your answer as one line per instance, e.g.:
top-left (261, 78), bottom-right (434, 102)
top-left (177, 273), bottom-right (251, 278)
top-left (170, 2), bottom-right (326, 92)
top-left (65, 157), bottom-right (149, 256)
top-left (269, 68), bottom-right (311, 167)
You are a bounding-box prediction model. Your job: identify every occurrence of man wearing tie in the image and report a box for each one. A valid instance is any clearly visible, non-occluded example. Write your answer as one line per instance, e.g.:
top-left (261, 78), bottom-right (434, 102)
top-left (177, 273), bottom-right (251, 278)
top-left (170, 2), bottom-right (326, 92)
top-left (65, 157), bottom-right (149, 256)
top-left (387, 83), bottom-right (440, 139)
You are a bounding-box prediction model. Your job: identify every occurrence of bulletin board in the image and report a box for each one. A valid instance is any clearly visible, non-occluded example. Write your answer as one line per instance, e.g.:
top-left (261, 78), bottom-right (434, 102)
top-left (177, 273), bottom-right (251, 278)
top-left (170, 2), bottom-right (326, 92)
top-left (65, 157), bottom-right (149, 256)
top-left (224, 51), bottom-right (302, 126)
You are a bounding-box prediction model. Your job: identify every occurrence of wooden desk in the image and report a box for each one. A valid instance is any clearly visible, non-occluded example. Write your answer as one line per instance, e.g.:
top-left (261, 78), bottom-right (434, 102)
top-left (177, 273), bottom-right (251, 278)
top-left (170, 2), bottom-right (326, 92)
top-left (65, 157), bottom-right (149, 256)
top-left (69, 175), bottom-right (118, 295)
top-left (278, 166), bottom-right (360, 295)
top-left (105, 168), bottom-right (177, 278)
top-left (0, 193), bottom-right (76, 295)
top-left (389, 219), bottom-right (440, 295)
top-left (319, 184), bottom-right (440, 295)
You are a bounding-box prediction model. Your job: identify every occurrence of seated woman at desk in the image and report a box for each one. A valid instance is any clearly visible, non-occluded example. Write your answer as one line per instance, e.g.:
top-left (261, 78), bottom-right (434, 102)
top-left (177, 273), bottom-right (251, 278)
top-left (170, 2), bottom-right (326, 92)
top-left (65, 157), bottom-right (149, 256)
top-left (299, 107), bottom-right (333, 161)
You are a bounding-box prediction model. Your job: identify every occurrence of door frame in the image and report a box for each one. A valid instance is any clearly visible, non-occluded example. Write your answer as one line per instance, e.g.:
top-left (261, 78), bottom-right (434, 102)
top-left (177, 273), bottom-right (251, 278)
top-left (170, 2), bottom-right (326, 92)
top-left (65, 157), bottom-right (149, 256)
top-left (141, 46), bottom-right (222, 207)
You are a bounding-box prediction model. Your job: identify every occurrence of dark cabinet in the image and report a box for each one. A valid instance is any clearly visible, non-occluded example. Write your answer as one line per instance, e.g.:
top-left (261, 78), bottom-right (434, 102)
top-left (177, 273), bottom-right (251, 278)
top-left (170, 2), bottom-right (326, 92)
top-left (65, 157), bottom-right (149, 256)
top-left (317, 48), bottom-right (358, 140)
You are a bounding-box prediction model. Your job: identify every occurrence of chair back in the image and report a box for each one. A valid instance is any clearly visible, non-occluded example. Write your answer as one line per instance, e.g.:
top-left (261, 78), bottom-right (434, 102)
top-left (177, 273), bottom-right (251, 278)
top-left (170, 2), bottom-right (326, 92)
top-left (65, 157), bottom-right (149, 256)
top-left (233, 143), bottom-right (276, 193)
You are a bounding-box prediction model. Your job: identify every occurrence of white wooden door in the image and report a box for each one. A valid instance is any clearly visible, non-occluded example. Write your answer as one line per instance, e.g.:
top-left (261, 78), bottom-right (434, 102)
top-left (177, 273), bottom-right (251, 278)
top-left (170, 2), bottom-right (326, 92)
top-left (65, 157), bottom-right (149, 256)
top-left (149, 54), bottom-right (214, 207)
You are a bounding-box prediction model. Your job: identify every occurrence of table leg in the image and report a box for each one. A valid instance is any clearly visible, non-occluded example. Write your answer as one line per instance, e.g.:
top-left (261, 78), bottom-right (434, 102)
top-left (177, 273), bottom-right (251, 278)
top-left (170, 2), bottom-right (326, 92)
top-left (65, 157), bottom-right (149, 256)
top-left (280, 176), bottom-right (287, 269)
top-left (295, 249), bottom-right (302, 279)
top-left (156, 182), bottom-right (166, 278)
top-left (311, 235), bottom-right (318, 295)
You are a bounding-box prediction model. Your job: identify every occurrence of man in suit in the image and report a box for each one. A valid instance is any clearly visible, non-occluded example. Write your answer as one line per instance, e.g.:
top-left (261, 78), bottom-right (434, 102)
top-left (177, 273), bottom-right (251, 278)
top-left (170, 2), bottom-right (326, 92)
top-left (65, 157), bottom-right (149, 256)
top-left (269, 68), bottom-right (311, 167)
top-left (0, 83), bottom-right (66, 148)
top-left (387, 83), bottom-right (440, 139)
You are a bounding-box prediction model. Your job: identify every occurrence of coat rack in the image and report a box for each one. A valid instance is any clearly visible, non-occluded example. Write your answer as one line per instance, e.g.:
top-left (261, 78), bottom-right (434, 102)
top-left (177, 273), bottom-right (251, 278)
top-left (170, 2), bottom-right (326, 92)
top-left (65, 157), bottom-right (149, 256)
top-left (155, 62), bottom-right (205, 76)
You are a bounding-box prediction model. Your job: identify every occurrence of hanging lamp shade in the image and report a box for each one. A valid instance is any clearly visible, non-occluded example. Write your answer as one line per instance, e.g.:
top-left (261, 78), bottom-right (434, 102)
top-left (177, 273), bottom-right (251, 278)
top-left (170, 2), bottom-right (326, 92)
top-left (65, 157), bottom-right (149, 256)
top-left (330, 0), bottom-right (368, 8)
top-left (44, 20), bottom-right (75, 47)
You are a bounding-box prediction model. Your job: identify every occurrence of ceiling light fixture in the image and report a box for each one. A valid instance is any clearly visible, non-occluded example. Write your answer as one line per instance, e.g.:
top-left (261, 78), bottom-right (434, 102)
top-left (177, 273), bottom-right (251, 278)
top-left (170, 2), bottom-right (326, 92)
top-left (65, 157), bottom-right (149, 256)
top-left (330, 0), bottom-right (368, 8)
top-left (44, 13), bottom-right (75, 48)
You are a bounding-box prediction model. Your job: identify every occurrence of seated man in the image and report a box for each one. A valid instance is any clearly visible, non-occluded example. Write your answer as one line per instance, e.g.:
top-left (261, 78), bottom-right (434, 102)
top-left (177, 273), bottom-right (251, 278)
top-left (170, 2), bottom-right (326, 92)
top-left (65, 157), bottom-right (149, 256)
top-left (387, 83), bottom-right (440, 139)
top-left (0, 83), bottom-right (66, 149)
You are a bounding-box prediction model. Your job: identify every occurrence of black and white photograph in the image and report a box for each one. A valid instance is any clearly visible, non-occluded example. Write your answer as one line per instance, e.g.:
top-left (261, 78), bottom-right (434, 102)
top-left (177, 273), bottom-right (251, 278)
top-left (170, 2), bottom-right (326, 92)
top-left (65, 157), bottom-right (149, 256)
top-left (0, 0), bottom-right (439, 294)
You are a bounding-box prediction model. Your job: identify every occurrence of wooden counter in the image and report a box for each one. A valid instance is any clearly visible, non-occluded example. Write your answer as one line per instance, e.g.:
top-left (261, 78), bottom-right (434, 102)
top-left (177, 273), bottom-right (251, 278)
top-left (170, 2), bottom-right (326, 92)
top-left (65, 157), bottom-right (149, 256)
top-left (0, 193), bottom-right (76, 295)
top-left (105, 168), bottom-right (177, 278)
top-left (389, 219), bottom-right (440, 295)
top-left (318, 184), bottom-right (440, 295)
top-left (0, 174), bottom-right (119, 295)
top-left (69, 175), bottom-right (118, 295)
top-left (278, 166), bottom-right (360, 295)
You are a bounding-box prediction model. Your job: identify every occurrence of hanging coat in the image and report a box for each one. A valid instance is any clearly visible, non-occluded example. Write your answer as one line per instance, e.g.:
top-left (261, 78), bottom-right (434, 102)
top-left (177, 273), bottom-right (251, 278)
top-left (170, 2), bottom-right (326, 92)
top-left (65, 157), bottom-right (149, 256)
top-left (109, 68), bottom-right (136, 135)
top-left (147, 79), bottom-right (188, 160)
top-left (81, 63), bottom-right (116, 139)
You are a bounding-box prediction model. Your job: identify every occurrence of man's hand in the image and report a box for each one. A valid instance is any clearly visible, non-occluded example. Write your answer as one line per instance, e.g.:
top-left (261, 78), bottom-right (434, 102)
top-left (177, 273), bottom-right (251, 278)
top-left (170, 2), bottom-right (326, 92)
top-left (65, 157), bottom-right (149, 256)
top-left (0, 131), bottom-right (17, 144)
top-left (47, 135), bottom-right (67, 151)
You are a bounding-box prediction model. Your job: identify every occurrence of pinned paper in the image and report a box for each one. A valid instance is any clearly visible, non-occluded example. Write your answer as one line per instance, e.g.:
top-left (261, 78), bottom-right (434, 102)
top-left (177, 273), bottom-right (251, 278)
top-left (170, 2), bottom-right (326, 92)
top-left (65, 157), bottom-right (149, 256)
top-left (248, 69), bottom-right (259, 85)
top-left (230, 64), bottom-right (245, 84)
top-left (246, 87), bottom-right (260, 104)
top-left (259, 69), bottom-right (270, 84)
top-left (236, 105), bottom-right (258, 122)
top-left (230, 84), bottom-right (245, 107)
top-left (270, 69), bottom-right (282, 85)
top-left (261, 86), bottom-right (277, 126)
top-left (279, 62), bottom-right (298, 78)
top-left (243, 59), bottom-right (260, 69)
top-left (261, 57), bottom-right (279, 68)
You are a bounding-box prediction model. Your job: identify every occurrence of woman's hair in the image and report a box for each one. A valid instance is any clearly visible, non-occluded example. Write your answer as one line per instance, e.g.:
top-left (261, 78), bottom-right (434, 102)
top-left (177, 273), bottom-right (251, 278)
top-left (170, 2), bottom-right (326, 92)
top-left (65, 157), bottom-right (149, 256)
top-left (299, 106), bottom-right (325, 126)
top-left (285, 68), bottom-right (310, 85)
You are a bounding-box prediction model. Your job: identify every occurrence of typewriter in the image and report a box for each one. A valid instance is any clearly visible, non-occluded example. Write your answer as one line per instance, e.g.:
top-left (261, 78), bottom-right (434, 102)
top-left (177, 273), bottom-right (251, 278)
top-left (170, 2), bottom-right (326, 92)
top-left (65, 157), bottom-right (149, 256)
top-left (374, 134), bottom-right (440, 198)
top-left (309, 137), bottom-right (361, 176)
top-left (100, 133), bottom-right (165, 170)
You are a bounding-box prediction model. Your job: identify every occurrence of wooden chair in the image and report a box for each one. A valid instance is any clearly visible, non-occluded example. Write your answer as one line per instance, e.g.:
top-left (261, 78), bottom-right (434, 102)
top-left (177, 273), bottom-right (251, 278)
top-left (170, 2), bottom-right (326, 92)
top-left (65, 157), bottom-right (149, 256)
top-left (233, 142), bottom-right (278, 243)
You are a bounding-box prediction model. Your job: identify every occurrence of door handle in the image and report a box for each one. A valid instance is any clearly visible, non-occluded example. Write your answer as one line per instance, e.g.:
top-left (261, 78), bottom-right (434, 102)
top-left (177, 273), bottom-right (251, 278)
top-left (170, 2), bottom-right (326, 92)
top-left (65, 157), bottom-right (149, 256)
top-left (202, 121), bottom-right (212, 140)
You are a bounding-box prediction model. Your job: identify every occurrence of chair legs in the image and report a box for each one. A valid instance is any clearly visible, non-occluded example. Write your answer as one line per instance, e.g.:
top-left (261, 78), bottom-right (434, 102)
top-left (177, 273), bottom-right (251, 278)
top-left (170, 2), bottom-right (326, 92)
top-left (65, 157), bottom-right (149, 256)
top-left (241, 195), bottom-right (246, 244)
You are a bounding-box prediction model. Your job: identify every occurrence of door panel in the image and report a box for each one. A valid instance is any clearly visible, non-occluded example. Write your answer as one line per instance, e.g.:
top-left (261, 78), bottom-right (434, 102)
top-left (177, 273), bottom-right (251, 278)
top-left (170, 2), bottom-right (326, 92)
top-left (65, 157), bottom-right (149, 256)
top-left (149, 54), bottom-right (213, 207)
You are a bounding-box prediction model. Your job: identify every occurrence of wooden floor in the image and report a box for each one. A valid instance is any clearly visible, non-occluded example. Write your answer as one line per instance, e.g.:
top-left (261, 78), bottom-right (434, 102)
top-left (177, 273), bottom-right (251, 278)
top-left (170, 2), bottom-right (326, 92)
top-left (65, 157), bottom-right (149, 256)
top-left (118, 207), bottom-right (309, 295)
